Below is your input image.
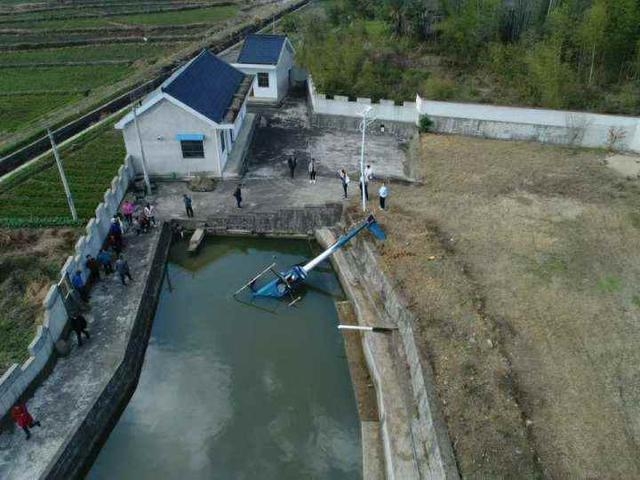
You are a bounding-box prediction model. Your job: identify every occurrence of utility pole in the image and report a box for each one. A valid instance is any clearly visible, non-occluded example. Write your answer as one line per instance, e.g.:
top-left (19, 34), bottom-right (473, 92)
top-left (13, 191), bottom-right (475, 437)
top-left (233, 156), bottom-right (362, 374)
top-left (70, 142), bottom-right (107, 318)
top-left (358, 106), bottom-right (375, 213)
top-left (132, 103), bottom-right (152, 195)
top-left (47, 128), bottom-right (77, 221)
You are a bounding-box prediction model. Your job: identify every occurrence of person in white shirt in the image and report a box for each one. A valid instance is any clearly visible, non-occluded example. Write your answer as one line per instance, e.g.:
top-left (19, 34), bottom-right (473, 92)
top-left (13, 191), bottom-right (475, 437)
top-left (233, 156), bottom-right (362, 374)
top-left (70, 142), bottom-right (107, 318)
top-left (143, 203), bottom-right (156, 226)
top-left (338, 169), bottom-right (350, 198)
top-left (365, 164), bottom-right (374, 182)
top-left (378, 182), bottom-right (389, 210)
top-left (308, 158), bottom-right (317, 184)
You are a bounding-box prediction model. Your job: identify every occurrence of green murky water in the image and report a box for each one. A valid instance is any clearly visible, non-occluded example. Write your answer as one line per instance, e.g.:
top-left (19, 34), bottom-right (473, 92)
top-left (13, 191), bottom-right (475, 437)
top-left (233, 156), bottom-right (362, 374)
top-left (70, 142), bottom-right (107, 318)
top-left (87, 237), bottom-right (361, 479)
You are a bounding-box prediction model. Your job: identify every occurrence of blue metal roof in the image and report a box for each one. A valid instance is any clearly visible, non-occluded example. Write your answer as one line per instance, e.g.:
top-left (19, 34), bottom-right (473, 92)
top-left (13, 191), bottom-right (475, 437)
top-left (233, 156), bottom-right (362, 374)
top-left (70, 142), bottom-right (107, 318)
top-left (237, 34), bottom-right (287, 65)
top-left (163, 50), bottom-right (245, 124)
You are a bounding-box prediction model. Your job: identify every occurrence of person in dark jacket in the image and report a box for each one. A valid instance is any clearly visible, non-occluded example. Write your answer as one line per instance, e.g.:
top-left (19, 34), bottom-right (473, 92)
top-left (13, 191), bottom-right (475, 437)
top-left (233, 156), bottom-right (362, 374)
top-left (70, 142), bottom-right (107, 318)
top-left (85, 254), bottom-right (101, 285)
top-left (97, 248), bottom-right (113, 274)
top-left (109, 217), bottom-right (123, 250)
top-left (11, 403), bottom-right (41, 440)
top-left (183, 194), bottom-right (194, 218)
top-left (70, 314), bottom-right (90, 346)
top-left (287, 155), bottom-right (297, 179)
top-left (233, 185), bottom-right (242, 208)
top-left (71, 270), bottom-right (89, 302)
top-left (115, 255), bottom-right (132, 286)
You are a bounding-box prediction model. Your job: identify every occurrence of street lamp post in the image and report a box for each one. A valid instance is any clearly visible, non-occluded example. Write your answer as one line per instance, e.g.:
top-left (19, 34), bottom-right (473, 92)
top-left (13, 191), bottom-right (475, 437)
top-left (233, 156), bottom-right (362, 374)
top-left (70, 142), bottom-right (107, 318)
top-left (358, 106), bottom-right (375, 213)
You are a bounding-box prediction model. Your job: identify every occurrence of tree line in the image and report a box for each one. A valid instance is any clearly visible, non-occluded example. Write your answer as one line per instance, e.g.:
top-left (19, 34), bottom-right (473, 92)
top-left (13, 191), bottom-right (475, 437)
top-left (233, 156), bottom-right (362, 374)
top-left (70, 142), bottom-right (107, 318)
top-left (289, 0), bottom-right (640, 114)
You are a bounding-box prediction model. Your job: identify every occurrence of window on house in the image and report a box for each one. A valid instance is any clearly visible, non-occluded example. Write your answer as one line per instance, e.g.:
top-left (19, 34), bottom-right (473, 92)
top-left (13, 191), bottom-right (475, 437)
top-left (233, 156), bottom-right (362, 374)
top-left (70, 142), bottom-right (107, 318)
top-left (181, 140), bottom-right (204, 158)
top-left (219, 130), bottom-right (226, 153)
top-left (257, 72), bottom-right (269, 88)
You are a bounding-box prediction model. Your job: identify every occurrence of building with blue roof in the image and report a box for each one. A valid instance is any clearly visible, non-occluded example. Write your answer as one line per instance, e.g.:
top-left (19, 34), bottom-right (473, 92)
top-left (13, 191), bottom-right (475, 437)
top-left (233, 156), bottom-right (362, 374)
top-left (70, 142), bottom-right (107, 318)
top-left (232, 34), bottom-right (295, 103)
top-left (115, 49), bottom-right (255, 178)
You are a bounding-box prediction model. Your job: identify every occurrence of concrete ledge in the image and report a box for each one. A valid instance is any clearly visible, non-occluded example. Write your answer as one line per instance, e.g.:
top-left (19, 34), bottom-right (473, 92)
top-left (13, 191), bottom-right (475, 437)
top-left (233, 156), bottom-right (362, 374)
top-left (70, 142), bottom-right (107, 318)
top-left (223, 112), bottom-right (257, 179)
top-left (312, 113), bottom-right (418, 138)
top-left (362, 421), bottom-right (384, 480)
top-left (174, 203), bottom-right (343, 235)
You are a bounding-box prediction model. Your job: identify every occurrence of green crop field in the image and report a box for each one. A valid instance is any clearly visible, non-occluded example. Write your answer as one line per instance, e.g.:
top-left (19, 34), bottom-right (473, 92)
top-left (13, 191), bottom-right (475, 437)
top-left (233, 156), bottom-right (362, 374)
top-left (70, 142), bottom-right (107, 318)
top-left (0, 122), bottom-right (126, 225)
top-left (0, 43), bottom-right (180, 64)
top-left (0, 64), bottom-right (131, 92)
top-left (0, 93), bottom-right (82, 132)
top-left (0, 4), bottom-right (239, 29)
top-left (0, 0), bottom-right (246, 148)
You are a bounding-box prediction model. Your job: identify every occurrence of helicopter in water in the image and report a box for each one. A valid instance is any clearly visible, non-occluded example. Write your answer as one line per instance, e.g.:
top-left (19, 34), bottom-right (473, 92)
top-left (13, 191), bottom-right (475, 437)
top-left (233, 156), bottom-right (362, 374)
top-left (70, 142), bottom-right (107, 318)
top-left (233, 215), bottom-right (386, 304)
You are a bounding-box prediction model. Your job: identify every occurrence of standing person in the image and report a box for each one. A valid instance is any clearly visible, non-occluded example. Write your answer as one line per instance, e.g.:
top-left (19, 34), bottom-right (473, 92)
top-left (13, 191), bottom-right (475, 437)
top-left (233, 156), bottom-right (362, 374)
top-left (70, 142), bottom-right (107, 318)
top-left (97, 248), bottom-right (113, 274)
top-left (69, 314), bottom-right (90, 346)
top-left (121, 200), bottom-right (134, 227)
top-left (308, 158), bottom-right (317, 184)
top-left (233, 184), bottom-right (243, 208)
top-left (378, 181), bottom-right (389, 210)
top-left (183, 194), bottom-right (194, 218)
top-left (11, 403), bottom-right (41, 440)
top-left (85, 254), bottom-right (101, 285)
top-left (109, 217), bottom-right (123, 250)
top-left (365, 164), bottom-right (374, 182)
top-left (338, 169), bottom-right (350, 198)
top-left (108, 234), bottom-right (122, 255)
top-left (71, 270), bottom-right (89, 302)
top-left (144, 203), bottom-right (156, 226)
top-left (359, 173), bottom-right (369, 201)
top-left (287, 155), bottom-right (297, 179)
top-left (115, 255), bottom-right (133, 286)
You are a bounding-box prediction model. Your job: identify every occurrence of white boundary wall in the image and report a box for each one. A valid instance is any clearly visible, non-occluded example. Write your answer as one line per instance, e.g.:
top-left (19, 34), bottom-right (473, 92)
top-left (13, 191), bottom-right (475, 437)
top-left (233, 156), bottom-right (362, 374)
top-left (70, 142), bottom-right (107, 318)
top-left (308, 76), bottom-right (419, 124)
top-left (308, 76), bottom-right (640, 152)
top-left (0, 156), bottom-right (134, 419)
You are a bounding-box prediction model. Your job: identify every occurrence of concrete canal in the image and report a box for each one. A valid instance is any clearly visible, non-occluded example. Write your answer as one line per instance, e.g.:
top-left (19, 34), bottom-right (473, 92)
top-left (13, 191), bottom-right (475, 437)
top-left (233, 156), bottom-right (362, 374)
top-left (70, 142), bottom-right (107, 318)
top-left (87, 237), bottom-right (362, 479)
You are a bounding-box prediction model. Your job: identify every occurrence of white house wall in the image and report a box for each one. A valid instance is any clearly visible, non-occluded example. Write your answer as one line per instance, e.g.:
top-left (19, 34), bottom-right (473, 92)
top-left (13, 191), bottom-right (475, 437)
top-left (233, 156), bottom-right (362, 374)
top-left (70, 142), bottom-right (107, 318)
top-left (122, 99), bottom-right (222, 178)
top-left (276, 45), bottom-right (295, 101)
top-left (233, 65), bottom-right (278, 100)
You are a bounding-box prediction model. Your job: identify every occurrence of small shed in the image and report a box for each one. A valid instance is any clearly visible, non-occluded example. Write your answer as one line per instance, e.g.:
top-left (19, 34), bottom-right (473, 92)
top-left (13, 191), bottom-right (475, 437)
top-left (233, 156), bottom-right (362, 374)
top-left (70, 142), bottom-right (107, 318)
top-left (232, 34), bottom-right (295, 103)
top-left (115, 49), bottom-right (254, 179)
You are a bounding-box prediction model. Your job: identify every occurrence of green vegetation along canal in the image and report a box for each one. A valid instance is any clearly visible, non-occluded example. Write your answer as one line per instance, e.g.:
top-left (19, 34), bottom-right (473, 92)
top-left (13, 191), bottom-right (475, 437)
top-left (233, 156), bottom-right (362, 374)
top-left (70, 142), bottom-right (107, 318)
top-left (87, 237), bottom-right (361, 479)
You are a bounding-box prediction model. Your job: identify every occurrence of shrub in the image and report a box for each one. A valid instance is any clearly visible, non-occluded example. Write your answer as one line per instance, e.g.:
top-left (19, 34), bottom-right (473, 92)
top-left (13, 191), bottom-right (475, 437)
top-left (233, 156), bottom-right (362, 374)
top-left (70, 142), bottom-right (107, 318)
top-left (423, 76), bottom-right (457, 100)
top-left (419, 115), bottom-right (434, 133)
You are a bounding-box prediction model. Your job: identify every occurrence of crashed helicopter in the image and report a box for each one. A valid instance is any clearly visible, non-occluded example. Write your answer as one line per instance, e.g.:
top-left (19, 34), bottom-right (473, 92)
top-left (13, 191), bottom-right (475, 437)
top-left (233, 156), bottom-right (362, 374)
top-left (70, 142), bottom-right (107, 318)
top-left (233, 215), bottom-right (386, 304)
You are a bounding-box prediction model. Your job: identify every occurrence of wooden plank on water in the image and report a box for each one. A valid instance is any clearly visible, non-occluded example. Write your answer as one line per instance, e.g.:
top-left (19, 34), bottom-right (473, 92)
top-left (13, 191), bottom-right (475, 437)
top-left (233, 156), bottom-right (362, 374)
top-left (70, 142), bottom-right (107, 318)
top-left (188, 228), bottom-right (205, 253)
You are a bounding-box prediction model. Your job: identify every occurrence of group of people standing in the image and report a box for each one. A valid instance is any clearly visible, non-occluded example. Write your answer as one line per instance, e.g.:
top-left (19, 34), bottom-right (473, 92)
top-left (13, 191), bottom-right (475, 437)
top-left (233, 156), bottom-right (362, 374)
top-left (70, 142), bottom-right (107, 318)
top-left (19, 200), bottom-right (145, 441)
top-left (71, 201), bottom-right (142, 304)
top-left (338, 164), bottom-right (389, 210)
top-left (288, 155), bottom-right (389, 210)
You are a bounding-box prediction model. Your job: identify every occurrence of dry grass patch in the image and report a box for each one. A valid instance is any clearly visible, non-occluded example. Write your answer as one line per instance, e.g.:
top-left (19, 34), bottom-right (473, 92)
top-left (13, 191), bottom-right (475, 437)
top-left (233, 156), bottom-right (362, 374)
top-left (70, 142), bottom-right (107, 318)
top-left (0, 228), bottom-right (77, 374)
top-left (371, 135), bottom-right (640, 479)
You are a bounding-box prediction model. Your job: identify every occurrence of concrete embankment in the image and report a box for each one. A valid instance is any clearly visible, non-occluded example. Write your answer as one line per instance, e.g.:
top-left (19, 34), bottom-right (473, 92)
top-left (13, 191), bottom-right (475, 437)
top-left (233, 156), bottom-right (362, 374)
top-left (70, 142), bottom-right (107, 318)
top-left (173, 202), bottom-right (343, 236)
top-left (42, 223), bottom-right (172, 479)
top-left (318, 226), bottom-right (460, 480)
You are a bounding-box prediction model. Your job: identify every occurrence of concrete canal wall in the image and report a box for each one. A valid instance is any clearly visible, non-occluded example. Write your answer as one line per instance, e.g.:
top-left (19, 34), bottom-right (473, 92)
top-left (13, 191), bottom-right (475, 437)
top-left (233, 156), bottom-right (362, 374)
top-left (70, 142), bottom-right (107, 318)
top-left (318, 226), bottom-right (460, 480)
top-left (9, 201), bottom-right (451, 480)
top-left (174, 202), bottom-right (343, 235)
top-left (42, 223), bottom-right (172, 480)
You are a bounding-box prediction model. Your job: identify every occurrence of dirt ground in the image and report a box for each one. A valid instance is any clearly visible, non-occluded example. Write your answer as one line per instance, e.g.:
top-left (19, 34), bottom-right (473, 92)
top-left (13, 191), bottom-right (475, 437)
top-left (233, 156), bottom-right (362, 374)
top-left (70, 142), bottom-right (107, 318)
top-left (0, 228), bottom-right (77, 374)
top-left (368, 135), bottom-right (640, 479)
